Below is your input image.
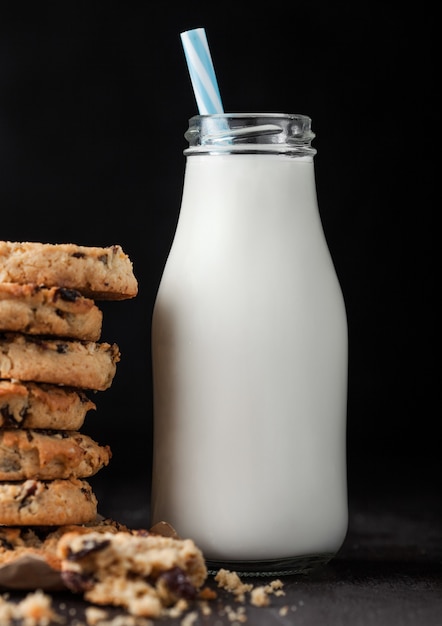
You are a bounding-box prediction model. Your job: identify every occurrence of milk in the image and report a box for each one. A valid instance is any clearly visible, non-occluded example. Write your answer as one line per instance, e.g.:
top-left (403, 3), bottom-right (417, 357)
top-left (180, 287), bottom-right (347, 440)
top-left (151, 115), bottom-right (348, 573)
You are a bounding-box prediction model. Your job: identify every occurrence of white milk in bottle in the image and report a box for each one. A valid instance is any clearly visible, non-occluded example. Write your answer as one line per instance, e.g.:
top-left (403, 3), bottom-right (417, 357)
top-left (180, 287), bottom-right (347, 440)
top-left (151, 114), bottom-right (348, 574)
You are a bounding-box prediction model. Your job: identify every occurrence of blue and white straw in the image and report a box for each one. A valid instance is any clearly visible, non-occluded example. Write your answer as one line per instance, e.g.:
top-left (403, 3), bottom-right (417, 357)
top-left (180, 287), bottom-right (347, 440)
top-left (180, 28), bottom-right (224, 115)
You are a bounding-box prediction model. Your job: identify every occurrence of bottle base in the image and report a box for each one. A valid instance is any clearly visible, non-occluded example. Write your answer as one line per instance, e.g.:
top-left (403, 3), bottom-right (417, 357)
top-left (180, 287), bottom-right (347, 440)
top-left (205, 552), bottom-right (335, 577)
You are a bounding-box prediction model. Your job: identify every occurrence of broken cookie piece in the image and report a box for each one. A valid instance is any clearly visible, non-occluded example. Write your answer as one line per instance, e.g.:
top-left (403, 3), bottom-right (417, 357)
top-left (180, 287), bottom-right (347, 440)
top-left (57, 530), bottom-right (208, 618)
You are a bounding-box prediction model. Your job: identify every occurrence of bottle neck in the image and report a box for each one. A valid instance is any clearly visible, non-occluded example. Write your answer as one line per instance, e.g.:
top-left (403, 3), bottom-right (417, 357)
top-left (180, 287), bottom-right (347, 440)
top-left (184, 113), bottom-right (316, 157)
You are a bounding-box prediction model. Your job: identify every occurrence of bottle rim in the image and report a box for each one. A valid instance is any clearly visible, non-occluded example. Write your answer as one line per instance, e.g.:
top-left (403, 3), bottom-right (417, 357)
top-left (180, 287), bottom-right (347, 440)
top-left (184, 113), bottom-right (316, 156)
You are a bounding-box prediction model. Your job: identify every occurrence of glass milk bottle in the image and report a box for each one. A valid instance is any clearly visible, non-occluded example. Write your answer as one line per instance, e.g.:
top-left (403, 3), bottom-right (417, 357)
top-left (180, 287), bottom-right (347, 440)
top-left (151, 113), bottom-right (348, 575)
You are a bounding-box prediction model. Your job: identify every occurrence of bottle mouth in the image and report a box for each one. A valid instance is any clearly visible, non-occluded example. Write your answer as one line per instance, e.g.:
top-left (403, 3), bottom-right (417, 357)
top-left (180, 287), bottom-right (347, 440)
top-left (184, 113), bottom-right (316, 156)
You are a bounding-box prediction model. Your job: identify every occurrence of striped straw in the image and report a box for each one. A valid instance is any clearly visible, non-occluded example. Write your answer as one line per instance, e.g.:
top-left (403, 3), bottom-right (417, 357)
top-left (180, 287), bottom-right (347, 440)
top-left (180, 28), bottom-right (224, 115)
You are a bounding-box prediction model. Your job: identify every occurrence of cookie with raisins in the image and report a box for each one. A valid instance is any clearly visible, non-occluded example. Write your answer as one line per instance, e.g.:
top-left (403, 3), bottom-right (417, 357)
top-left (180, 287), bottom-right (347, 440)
top-left (0, 381), bottom-right (95, 430)
top-left (0, 429), bottom-right (111, 480)
top-left (0, 332), bottom-right (119, 390)
top-left (0, 478), bottom-right (98, 525)
top-left (57, 531), bottom-right (208, 617)
top-left (0, 518), bottom-right (128, 573)
top-left (0, 240), bottom-right (138, 300)
top-left (0, 282), bottom-right (103, 341)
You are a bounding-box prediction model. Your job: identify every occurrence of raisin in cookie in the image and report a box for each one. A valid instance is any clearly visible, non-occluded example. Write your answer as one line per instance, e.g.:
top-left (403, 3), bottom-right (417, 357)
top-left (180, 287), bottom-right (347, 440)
top-left (0, 332), bottom-right (120, 391)
top-left (0, 429), bottom-right (111, 480)
top-left (0, 282), bottom-right (103, 341)
top-left (0, 381), bottom-right (95, 430)
top-left (0, 241), bottom-right (138, 300)
top-left (0, 478), bottom-right (98, 525)
top-left (57, 531), bottom-right (208, 617)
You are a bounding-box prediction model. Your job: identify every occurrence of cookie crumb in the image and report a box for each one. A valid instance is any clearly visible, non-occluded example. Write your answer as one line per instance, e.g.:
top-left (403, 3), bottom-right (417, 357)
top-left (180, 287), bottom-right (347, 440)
top-left (165, 598), bottom-right (189, 618)
top-left (85, 606), bottom-right (108, 625)
top-left (180, 611), bottom-right (198, 626)
top-left (0, 589), bottom-right (63, 625)
top-left (214, 569), bottom-right (253, 602)
top-left (198, 600), bottom-right (212, 616)
top-left (198, 586), bottom-right (217, 600)
top-left (225, 604), bottom-right (247, 623)
top-left (251, 578), bottom-right (285, 606)
top-left (85, 606), bottom-right (153, 626)
top-left (214, 568), bottom-right (285, 608)
top-left (250, 586), bottom-right (270, 607)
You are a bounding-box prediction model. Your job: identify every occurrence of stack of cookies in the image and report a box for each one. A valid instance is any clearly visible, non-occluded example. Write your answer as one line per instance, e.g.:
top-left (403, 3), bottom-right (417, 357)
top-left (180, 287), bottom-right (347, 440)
top-left (0, 243), bottom-right (213, 618)
top-left (0, 240), bottom-right (138, 527)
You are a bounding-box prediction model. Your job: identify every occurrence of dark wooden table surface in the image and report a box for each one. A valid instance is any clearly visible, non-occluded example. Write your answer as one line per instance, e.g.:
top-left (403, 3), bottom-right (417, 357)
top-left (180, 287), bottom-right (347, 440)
top-left (3, 472), bottom-right (441, 626)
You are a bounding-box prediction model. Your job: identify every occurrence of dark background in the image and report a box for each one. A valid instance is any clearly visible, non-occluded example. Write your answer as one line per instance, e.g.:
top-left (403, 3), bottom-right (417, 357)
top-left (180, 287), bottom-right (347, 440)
top-left (0, 3), bottom-right (436, 527)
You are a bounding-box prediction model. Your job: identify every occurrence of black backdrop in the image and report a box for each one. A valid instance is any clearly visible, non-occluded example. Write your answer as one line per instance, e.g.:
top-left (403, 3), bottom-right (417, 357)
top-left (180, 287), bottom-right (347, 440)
top-left (0, 3), bottom-right (436, 524)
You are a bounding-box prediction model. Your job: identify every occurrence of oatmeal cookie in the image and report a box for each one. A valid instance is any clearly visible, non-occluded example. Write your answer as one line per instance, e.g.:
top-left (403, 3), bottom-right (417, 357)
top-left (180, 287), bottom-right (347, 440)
top-left (0, 380), bottom-right (95, 430)
top-left (0, 518), bottom-right (128, 570)
top-left (0, 332), bottom-right (120, 391)
top-left (0, 429), bottom-right (111, 480)
top-left (0, 240), bottom-right (138, 300)
top-left (0, 478), bottom-right (98, 526)
top-left (57, 531), bottom-right (208, 617)
top-left (0, 282), bottom-right (103, 341)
